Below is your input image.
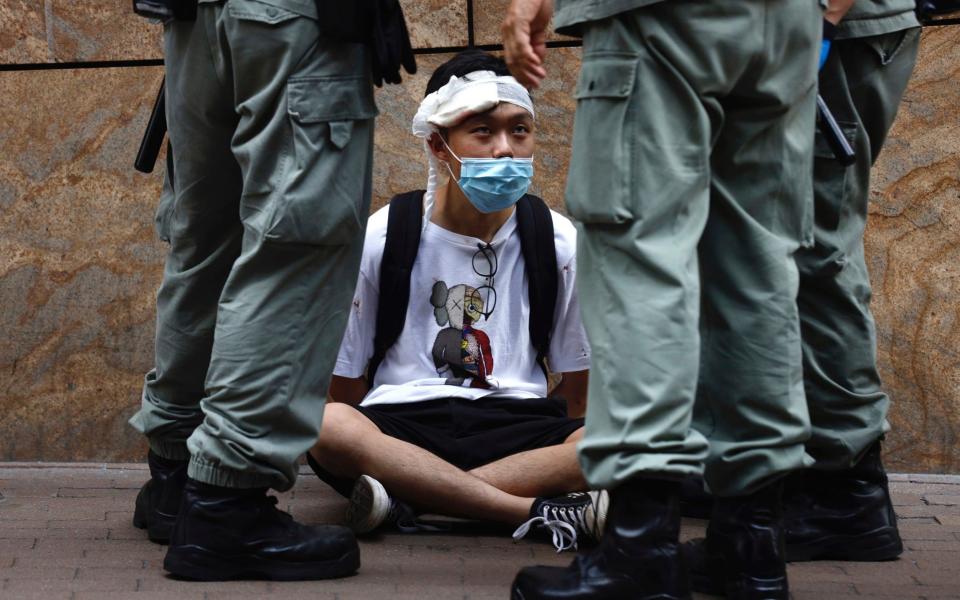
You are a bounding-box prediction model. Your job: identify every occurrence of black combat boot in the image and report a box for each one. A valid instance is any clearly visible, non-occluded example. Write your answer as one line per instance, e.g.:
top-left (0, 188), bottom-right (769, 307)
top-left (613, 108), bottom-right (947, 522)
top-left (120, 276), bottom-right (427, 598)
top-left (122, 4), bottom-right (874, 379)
top-left (784, 441), bottom-right (903, 562)
top-left (679, 475), bottom-right (713, 520)
top-left (132, 451), bottom-right (187, 544)
top-left (685, 480), bottom-right (789, 600)
top-left (163, 479), bottom-right (360, 581)
top-left (510, 479), bottom-right (691, 600)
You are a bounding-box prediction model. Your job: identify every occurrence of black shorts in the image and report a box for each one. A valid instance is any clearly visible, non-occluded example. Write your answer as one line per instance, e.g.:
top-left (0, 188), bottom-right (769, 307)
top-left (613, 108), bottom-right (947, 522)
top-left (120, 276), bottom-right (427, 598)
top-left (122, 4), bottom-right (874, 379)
top-left (357, 396), bottom-right (583, 471)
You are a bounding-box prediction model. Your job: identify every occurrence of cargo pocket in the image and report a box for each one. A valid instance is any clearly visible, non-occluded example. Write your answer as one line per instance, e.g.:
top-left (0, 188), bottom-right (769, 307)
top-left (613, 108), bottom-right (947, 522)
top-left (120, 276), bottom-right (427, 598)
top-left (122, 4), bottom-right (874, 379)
top-left (806, 120), bottom-right (859, 276)
top-left (267, 75), bottom-right (377, 245)
top-left (565, 55), bottom-right (638, 225)
top-left (227, 0), bottom-right (302, 25)
top-left (862, 28), bottom-right (915, 67)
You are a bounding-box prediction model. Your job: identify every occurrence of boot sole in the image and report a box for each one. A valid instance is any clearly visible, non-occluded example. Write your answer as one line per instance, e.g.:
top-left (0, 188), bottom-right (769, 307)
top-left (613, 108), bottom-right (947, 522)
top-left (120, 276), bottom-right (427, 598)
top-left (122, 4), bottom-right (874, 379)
top-left (163, 544), bottom-right (361, 581)
top-left (787, 527), bottom-right (903, 562)
top-left (692, 569), bottom-right (788, 600)
top-left (513, 588), bottom-right (690, 600)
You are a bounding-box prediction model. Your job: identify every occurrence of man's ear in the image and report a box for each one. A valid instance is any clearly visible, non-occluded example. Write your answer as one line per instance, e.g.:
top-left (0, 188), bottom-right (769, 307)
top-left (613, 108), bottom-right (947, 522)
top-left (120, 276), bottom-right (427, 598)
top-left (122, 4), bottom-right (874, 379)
top-left (428, 132), bottom-right (450, 163)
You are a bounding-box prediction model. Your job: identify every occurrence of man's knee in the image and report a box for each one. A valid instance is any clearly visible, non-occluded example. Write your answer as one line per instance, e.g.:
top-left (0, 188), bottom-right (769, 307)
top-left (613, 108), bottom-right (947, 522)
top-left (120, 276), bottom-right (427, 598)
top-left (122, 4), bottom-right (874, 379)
top-left (565, 427), bottom-right (585, 444)
top-left (315, 403), bottom-right (378, 456)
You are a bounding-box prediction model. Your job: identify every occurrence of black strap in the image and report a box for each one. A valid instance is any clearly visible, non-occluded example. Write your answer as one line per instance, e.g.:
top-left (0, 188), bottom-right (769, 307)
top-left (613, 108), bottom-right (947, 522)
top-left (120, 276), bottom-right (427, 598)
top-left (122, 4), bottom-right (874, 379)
top-left (370, 192), bottom-right (558, 383)
top-left (368, 190), bottom-right (425, 385)
top-left (515, 195), bottom-right (558, 378)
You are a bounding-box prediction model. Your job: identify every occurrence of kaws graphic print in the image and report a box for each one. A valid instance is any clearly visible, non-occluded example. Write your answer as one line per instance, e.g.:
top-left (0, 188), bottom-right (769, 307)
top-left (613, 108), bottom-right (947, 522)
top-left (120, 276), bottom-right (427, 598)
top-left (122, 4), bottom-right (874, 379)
top-left (430, 281), bottom-right (494, 386)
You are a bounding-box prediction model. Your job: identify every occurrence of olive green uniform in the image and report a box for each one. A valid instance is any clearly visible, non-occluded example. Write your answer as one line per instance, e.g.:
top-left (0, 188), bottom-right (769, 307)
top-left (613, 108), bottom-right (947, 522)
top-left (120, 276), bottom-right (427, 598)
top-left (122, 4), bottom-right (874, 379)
top-left (797, 1), bottom-right (919, 469)
top-left (129, 0), bottom-right (376, 491)
top-left (556, 0), bottom-right (822, 496)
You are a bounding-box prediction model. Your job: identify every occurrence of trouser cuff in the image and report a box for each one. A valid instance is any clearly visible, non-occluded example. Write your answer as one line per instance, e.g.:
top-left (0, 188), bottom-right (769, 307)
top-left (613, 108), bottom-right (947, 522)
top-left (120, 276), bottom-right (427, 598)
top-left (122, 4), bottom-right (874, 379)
top-left (188, 457), bottom-right (282, 490)
top-left (148, 438), bottom-right (191, 461)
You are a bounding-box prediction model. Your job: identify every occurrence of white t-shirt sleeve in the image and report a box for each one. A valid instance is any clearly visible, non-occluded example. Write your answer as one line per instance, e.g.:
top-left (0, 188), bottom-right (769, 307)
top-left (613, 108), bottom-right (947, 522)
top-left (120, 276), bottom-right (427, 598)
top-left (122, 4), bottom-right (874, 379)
top-left (333, 206), bottom-right (389, 379)
top-left (333, 269), bottom-right (377, 378)
top-left (547, 214), bottom-right (591, 374)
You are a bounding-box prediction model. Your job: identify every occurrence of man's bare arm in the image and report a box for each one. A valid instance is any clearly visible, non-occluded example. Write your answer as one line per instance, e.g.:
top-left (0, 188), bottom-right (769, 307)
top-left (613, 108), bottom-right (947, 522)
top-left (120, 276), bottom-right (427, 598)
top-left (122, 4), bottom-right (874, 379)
top-left (502, 0), bottom-right (554, 88)
top-left (328, 375), bottom-right (369, 406)
top-left (553, 370), bottom-right (588, 418)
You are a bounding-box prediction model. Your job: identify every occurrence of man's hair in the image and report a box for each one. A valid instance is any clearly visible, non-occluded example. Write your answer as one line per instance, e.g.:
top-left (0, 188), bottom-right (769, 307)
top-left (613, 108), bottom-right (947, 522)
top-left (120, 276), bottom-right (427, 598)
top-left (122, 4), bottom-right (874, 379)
top-left (425, 50), bottom-right (511, 98)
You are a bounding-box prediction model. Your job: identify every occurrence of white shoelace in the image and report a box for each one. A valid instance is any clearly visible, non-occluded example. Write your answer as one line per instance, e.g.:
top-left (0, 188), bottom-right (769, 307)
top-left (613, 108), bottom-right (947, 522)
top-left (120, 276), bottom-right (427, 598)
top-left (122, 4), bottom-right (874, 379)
top-left (512, 514), bottom-right (579, 552)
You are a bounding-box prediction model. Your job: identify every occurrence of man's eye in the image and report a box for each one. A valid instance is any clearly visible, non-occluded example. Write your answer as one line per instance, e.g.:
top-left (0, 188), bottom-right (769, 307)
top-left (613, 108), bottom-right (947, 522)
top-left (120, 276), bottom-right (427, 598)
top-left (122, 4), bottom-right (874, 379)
top-left (513, 125), bottom-right (530, 134)
top-left (472, 127), bottom-right (491, 135)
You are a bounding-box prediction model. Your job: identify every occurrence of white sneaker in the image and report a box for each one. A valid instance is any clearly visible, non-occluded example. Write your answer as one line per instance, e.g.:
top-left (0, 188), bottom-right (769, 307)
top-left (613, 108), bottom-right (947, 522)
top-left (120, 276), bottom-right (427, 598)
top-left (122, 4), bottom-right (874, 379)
top-left (345, 475), bottom-right (427, 534)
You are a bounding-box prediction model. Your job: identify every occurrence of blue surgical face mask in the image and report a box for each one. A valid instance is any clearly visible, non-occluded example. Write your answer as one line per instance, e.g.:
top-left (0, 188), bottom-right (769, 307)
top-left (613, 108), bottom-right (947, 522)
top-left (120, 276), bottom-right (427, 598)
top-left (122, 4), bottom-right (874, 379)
top-left (442, 142), bottom-right (534, 214)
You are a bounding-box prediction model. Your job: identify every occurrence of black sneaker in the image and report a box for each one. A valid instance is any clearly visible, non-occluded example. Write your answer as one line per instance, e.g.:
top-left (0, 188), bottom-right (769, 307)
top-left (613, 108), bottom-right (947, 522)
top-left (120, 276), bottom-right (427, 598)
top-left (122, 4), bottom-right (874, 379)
top-left (163, 479), bottom-right (360, 581)
top-left (132, 451), bottom-right (187, 544)
top-left (513, 491), bottom-right (609, 552)
top-left (345, 474), bottom-right (434, 534)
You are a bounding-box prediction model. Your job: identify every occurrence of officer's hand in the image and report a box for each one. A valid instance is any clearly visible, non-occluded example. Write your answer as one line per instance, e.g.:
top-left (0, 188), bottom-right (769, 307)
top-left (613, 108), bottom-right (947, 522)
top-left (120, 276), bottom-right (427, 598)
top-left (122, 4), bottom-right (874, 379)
top-left (825, 0), bottom-right (856, 24)
top-left (502, 0), bottom-right (553, 88)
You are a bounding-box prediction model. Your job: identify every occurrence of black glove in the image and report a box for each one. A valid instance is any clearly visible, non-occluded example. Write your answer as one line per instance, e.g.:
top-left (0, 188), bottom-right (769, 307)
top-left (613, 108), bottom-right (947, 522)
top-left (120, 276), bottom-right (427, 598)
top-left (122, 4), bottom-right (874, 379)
top-left (132, 0), bottom-right (196, 21)
top-left (370, 0), bottom-right (418, 87)
top-left (315, 0), bottom-right (417, 87)
top-left (918, 0), bottom-right (960, 16)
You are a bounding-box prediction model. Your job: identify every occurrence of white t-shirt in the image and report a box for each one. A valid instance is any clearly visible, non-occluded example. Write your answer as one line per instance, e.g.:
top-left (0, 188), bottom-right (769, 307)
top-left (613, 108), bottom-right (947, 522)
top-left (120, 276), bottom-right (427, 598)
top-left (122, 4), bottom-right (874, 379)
top-left (334, 201), bottom-right (591, 407)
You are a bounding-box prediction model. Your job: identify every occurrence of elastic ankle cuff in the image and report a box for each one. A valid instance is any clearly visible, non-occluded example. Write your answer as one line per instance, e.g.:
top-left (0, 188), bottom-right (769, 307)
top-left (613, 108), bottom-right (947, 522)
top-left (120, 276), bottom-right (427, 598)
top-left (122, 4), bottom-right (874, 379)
top-left (148, 439), bottom-right (191, 461)
top-left (188, 457), bottom-right (279, 490)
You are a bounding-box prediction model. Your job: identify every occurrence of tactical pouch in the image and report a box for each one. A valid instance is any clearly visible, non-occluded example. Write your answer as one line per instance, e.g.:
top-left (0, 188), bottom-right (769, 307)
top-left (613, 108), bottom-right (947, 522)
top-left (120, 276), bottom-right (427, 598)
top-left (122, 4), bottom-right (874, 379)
top-left (132, 0), bottom-right (197, 22)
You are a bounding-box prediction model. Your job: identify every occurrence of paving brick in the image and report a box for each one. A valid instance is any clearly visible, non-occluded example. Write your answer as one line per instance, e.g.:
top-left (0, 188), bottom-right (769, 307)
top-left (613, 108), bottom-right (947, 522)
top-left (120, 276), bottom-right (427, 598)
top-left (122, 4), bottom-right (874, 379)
top-left (0, 592), bottom-right (72, 600)
top-left (2, 577), bottom-right (135, 593)
top-left (75, 566), bottom-right (151, 581)
top-left (0, 539), bottom-right (35, 552)
top-left (788, 581), bottom-right (857, 593)
top-left (892, 483), bottom-right (960, 495)
top-left (906, 540), bottom-right (960, 552)
top-left (938, 516), bottom-right (960, 526)
top-left (898, 504), bottom-right (960, 518)
top-left (900, 524), bottom-right (960, 541)
top-left (75, 593), bottom-right (205, 600)
top-left (0, 520), bottom-right (46, 530)
top-left (0, 565), bottom-right (77, 579)
top-left (928, 495), bottom-right (960, 506)
top-left (894, 493), bottom-right (928, 506)
top-left (903, 475), bottom-right (960, 484)
top-left (856, 581), bottom-right (959, 595)
top-left (14, 555), bottom-right (148, 569)
top-left (136, 577), bottom-right (275, 593)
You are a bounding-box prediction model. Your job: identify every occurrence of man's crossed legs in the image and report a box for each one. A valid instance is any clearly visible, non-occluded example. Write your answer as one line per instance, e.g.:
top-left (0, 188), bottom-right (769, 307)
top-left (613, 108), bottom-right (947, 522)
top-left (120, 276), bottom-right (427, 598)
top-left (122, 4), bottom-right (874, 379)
top-left (308, 398), bottom-right (607, 551)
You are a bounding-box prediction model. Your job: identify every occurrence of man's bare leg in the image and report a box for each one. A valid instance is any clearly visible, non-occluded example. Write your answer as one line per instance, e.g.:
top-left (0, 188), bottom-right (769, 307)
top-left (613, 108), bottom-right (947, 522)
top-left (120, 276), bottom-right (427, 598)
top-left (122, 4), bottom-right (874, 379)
top-left (310, 403), bottom-right (533, 525)
top-left (469, 428), bottom-right (587, 498)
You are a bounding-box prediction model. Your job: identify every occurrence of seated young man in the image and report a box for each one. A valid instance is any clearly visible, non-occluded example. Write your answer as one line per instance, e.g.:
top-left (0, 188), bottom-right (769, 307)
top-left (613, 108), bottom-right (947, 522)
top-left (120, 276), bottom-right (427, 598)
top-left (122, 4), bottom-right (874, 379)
top-left (307, 50), bottom-right (601, 551)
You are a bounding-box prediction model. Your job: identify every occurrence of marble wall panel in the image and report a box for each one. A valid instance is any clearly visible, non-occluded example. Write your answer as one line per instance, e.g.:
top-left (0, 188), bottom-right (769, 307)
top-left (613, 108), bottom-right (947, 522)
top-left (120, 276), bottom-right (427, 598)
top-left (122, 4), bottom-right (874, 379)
top-left (401, 0), bottom-right (470, 48)
top-left (867, 26), bottom-right (960, 474)
top-left (45, 0), bottom-right (164, 62)
top-left (0, 66), bottom-right (166, 461)
top-left (0, 0), bottom-right (49, 63)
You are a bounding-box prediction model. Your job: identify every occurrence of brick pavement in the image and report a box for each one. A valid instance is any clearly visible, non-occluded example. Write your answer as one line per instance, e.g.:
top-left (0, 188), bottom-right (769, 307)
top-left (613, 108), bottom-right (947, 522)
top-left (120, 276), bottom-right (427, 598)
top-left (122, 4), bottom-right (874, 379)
top-left (0, 464), bottom-right (957, 599)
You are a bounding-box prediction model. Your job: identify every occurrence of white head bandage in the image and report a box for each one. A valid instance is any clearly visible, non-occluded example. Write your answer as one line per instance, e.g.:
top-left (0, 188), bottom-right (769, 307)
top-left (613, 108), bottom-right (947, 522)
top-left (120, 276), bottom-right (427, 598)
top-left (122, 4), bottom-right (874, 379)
top-left (411, 70), bottom-right (534, 227)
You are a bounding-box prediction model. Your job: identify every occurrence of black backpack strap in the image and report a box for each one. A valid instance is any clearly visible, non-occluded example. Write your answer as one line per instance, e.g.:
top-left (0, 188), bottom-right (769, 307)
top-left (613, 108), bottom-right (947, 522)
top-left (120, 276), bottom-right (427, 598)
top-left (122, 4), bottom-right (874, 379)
top-left (515, 195), bottom-right (558, 378)
top-left (368, 190), bottom-right (425, 384)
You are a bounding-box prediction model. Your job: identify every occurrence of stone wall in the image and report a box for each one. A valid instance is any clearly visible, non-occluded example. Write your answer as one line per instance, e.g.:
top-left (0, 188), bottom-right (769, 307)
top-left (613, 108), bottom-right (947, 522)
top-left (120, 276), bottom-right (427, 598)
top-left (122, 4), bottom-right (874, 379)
top-left (0, 1), bottom-right (957, 472)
